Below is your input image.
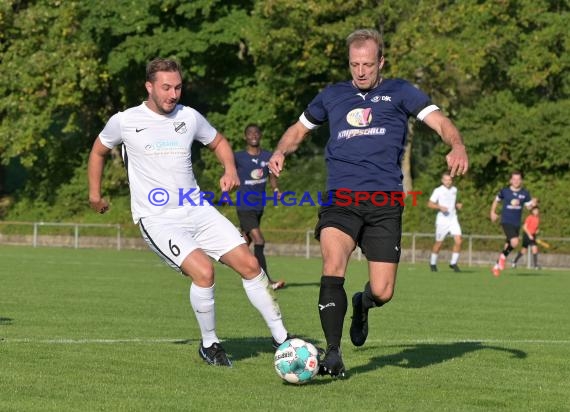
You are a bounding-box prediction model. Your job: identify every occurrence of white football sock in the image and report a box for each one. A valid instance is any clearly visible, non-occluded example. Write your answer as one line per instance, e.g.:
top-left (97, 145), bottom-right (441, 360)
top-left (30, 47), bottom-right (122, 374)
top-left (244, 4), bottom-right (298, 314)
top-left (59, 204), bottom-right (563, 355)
top-left (242, 270), bottom-right (287, 344)
top-left (430, 253), bottom-right (438, 265)
top-left (189, 283), bottom-right (218, 348)
top-left (451, 253), bottom-right (460, 265)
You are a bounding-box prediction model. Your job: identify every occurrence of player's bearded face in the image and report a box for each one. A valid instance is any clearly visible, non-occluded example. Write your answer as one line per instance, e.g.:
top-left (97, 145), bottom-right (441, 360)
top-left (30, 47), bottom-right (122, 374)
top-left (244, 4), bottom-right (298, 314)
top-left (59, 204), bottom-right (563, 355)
top-left (147, 71), bottom-right (182, 115)
top-left (349, 40), bottom-right (384, 91)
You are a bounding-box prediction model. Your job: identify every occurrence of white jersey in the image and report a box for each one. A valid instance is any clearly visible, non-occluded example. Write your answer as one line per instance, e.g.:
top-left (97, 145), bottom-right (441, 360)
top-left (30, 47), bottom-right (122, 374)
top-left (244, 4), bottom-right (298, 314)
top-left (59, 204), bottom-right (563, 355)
top-left (429, 185), bottom-right (459, 223)
top-left (99, 102), bottom-right (217, 223)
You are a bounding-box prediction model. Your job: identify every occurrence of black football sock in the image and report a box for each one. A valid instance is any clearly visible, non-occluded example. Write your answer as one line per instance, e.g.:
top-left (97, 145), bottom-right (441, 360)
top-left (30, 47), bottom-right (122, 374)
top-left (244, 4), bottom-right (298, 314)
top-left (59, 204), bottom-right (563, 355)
top-left (502, 245), bottom-right (513, 257)
top-left (513, 252), bottom-right (523, 263)
top-left (318, 276), bottom-right (347, 348)
top-left (362, 281), bottom-right (385, 310)
top-left (253, 244), bottom-right (269, 275)
top-left (533, 253), bottom-right (538, 267)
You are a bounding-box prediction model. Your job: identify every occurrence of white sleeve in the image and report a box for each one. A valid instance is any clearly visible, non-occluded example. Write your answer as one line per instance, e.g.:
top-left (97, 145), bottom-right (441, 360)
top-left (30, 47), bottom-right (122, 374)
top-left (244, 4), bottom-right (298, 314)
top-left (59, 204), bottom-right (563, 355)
top-left (99, 112), bottom-right (123, 149)
top-left (429, 188), bottom-right (439, 203)
top-left (192, 110), bottom-right (217, 146)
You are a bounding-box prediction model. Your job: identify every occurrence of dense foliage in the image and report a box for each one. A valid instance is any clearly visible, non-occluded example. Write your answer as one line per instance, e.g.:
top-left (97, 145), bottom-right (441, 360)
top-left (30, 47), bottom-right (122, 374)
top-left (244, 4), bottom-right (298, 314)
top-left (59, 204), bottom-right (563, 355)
top-left (0, 0), bottom-right (568, 236)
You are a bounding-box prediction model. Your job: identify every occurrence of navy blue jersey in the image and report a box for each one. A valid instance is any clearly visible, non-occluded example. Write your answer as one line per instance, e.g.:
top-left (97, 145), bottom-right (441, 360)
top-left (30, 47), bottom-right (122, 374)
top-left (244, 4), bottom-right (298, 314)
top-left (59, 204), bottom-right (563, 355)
top-left (302, 79), bottom-right (437, 192)
top-left (496, 187), bottom-right (532, 226)
top-left (234, 149), bottom-right (272, 211)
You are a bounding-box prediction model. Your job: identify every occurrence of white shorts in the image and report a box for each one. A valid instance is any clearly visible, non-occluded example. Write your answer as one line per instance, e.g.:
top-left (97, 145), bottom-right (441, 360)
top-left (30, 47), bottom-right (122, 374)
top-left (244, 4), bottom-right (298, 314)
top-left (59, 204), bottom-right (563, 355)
top-left (138, 205), bottom-right (245, 271)
top-left (435, 217), bottom-right (462, 242)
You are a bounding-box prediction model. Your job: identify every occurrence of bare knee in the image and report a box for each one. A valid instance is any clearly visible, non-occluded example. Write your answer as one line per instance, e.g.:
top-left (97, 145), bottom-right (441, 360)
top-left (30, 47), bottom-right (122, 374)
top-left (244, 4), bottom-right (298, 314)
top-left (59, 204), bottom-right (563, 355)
top-left (182, 262), bottom-right (214, 287)
top-left (239, 253), bottom-right (261, 278)
top-left (376, 288), bottom-right (394, 303)
top-left (180, 250), bottom-right (215, 287)
top-left (249, 228), bottom-right (264, 245)
top-left (220, 244), bottom-right (260, 279)
top-left (368, 262), bottom-right (398, 304)
top-left (369, 282), bottom-right (394, 303)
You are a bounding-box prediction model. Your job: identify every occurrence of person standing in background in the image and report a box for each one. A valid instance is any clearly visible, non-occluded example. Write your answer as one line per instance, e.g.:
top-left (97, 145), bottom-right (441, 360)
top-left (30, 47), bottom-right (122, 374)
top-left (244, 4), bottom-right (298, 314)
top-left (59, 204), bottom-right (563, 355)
top-left (427, 172), bottom-right (463, 272)
top-left (235, 124), bottom-right (286, 290)
top-left (511, 206), bottom-right (541, 269)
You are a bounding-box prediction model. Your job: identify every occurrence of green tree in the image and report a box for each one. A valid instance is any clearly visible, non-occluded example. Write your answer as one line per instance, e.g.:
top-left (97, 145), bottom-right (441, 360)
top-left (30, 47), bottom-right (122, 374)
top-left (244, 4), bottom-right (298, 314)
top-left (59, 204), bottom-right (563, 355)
top-left (1, 0), bottom-right (569, 237)
top-left (0, 0), bottom-right (103, 202)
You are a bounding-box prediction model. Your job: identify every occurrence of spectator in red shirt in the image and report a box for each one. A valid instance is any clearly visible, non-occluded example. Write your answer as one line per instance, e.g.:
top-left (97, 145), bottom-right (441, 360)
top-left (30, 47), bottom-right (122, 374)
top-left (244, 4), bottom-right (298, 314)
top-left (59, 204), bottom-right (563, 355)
top-left (512, 206), bottom-right (541, 269)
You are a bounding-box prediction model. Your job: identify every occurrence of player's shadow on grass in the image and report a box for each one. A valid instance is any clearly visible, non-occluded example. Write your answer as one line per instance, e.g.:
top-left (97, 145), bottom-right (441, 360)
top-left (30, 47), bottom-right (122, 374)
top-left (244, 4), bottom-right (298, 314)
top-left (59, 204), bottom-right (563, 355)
top-left (175, 336), bottom-right (323, 363)
top-left (219, 337), bottom-right (337, 385)
top-left (351, 341), bottom-right (526, 375)
top-left (0, 317), bottom-right (13, 325)
top-left (172, 336), bottom-right (289, 359)
top-left (222, 336), bottom-right (311, 361)
top-left (510, 271), bottom-right (548, 277)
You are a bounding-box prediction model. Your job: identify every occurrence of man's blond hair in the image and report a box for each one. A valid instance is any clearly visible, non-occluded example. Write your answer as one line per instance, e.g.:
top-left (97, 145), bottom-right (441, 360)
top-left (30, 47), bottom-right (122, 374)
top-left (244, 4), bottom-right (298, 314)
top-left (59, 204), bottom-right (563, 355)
top-left (346, 29), bottom-right (383, 59)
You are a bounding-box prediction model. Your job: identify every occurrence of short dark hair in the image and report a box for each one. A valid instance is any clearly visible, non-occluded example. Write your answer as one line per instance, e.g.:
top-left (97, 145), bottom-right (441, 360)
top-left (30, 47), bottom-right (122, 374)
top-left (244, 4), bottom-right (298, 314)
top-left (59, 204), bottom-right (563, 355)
top-left (511, 170), bottom-right (523, 178)
top-left (146, 58), bottom-right (181, 82)
top-left (244, 123), bottom-right (261, 134)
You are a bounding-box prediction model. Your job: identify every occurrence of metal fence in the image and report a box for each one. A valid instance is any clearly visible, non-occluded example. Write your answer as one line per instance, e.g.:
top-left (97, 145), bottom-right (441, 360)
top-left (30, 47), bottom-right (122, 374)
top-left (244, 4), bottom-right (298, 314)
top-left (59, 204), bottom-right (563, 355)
top-left (1, 221), bottom-right (569, 269)
top-left (0, 221), bottom-right (124, 250)
top-left (300, 230), bottom-right (570, 269)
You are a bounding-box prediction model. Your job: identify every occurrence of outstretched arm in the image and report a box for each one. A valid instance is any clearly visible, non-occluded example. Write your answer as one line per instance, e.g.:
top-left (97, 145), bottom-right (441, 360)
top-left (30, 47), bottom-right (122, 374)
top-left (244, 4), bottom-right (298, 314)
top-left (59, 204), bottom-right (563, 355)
top-left (88, 137), bottom-right (112, 214)
top-left (423, 111), bottom-right (468, 177)
top-left (208, 132), bottom-right (240, 192)
top-left (268, 121), bottom-right (311, 177)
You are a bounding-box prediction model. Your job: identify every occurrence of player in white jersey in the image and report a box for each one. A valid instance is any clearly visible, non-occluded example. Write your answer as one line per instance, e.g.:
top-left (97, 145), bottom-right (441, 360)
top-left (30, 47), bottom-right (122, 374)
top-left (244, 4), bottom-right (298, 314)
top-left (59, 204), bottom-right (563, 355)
top-left (88, 58), bottom-right (292, 367)
top-left (427, 172), bottom-right (463, 272)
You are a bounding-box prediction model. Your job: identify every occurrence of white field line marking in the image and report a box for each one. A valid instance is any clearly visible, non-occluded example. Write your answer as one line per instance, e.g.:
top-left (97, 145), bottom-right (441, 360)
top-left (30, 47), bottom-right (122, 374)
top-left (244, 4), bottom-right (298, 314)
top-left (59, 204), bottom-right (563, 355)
top-left (1, 337), bottom-right (569, 345)
top-left (1, 338), bottom-right (189, 344)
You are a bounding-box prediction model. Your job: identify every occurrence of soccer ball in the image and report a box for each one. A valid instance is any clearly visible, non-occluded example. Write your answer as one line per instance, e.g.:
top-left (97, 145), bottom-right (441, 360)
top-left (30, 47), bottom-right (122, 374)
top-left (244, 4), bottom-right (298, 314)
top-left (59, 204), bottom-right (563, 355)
top-left (274, 338), bottom-right (319, 384)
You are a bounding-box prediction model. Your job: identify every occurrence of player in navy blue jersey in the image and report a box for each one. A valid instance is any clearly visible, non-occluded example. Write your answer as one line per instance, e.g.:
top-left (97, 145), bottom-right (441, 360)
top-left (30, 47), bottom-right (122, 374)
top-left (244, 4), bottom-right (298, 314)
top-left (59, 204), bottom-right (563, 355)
top-left (268, 28), bottom-right (468, 378)
top-left (490, 171), bottom-right (537, 276)
top-left (234, 124), bottom-right (285, 290)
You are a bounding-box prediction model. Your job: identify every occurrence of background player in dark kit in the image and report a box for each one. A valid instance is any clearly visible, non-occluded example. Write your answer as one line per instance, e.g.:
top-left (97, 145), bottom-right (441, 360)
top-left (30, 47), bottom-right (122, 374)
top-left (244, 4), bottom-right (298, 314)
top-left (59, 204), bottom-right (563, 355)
top-left (234, 124), bottom-right (286, 290)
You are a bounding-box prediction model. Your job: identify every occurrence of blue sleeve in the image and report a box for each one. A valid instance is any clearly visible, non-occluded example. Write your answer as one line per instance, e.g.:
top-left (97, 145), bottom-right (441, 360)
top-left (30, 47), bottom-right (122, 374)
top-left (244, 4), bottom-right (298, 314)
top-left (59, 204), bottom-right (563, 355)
top-left (497, 188), bottom-right (505, 201)
top-left (399, 81), bottom-right (432, 117)
top-left (304, 89), bottom-right (328, 126)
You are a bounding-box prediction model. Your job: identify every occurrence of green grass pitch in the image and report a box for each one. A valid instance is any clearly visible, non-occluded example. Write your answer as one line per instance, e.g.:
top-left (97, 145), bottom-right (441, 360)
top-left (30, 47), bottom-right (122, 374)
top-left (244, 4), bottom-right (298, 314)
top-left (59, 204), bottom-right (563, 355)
top-left (1, 245), bottom-right (569, 411)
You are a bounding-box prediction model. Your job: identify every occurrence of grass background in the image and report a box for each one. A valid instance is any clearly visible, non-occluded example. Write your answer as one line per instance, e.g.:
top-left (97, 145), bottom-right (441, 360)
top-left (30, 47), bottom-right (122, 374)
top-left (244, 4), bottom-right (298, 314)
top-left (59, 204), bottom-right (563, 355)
top-left (1, 246), bottom-right (569, 411)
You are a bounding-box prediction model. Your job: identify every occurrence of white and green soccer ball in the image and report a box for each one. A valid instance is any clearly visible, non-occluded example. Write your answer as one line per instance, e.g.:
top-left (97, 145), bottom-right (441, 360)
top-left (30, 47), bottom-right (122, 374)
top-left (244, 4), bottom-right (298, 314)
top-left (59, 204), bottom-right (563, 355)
top-left (274, 338), bottom-right (319, 384)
